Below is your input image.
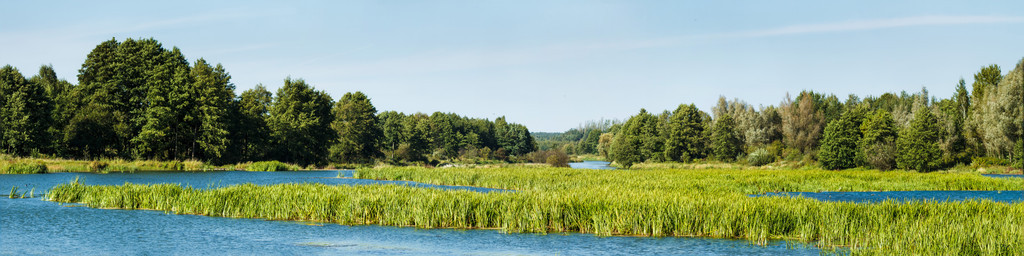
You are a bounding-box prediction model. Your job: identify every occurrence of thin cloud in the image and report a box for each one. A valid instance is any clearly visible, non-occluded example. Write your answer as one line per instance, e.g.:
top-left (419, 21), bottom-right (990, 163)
top-left (714, 15), bottom-right (1024, 39)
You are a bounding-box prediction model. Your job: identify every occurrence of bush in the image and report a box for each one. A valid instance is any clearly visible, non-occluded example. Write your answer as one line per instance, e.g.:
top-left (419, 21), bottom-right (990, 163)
top-left (246, 161), bottom-right (298, 172)
top-left (970, 157), bottom-right (1011, 168)
top-left (546, 151), bottom-right (570, 168)
top-left (0, 162), bottom-right (47, 174)
top-left (746, 148), bottom-right (775, 166)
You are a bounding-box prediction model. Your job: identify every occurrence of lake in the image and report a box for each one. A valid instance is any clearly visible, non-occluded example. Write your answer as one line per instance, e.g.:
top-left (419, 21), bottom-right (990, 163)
top-left (569, 161), bottom-right (616, 170)
top-left (2, 170), bottom-right (819, 255)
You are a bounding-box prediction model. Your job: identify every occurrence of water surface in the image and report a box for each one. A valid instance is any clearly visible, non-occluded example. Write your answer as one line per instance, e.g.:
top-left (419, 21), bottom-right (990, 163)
top-left (569, 161), bottom-right (616, 170)
top-left (2, 170), bottom-right (820, 255)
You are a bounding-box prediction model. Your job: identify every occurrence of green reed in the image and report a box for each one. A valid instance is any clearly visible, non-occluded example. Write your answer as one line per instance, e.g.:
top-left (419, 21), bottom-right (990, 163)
top-left (46, 166), bottom-right (1024, 255)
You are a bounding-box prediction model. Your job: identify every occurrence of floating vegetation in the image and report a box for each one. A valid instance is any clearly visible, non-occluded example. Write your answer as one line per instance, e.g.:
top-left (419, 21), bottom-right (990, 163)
top-left (46, 166), bottom-right (1024, 255)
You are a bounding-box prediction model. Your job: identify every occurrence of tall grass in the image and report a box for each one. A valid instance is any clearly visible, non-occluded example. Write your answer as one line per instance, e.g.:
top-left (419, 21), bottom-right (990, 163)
top-left (0, 161), bottom-right (48, 174)
top-left (244, 161), bottom-right (300, 172)
top-left (46, 166), bottom-right (1024, 255)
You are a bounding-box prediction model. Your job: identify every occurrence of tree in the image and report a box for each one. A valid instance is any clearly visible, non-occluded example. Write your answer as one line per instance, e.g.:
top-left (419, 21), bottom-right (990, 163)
top-left (29, 65), bottom-right (74, 155)
top-left (966, 64), bottom-right (1002, 158)
top-left (663, 104), bottom-right (705, 162)
top-left (131, 46), bottom-right (194, 160)
top-left (226, 84), bottom-right (273, 162)
top-left (860, 110), bottom-right (897, 170)
top-left (981, 59), bottom-right (1024, 159)
top-left (818, 114), bottom-right (861, 170)
top-left (781, 91), bottom-right (825, 156)
top-left (710, 114), bottom-right (741, 161)
top-left (0, 65), bottom-right (52, 156)
top-left (897, 108), bottom-right (941, 172)
top-left (378, 111), bottom-right (406, 160)
top-left (597, 132), bottom-right (614, 159)
top-left (610, 109), bottom-right (656, 168)
top-left (188, 59), bottom-right (234, 161)
top-left (267, 78), bottom-right (334, 166)
top-left (329, 91), bottom-right (382, 164)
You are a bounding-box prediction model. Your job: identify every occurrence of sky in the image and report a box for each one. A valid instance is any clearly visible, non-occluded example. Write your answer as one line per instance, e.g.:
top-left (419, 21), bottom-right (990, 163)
top-left (2, 1), bottom-right (1023, 132)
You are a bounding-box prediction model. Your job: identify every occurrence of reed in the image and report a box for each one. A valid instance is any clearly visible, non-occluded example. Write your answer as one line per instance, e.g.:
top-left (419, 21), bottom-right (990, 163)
top-left (0, 161), bottom-right (48, 174)
top-left (244, 161), bottom-right (300, 172)
top-left (46, 166), bottom-right (1024, 255)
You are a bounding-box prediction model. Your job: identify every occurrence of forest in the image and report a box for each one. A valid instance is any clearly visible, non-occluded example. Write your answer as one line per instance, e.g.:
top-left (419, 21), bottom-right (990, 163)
top-left (540, 61), bottom-right (1024, 171)
top-left (0, 38), bottom-right (536, 167)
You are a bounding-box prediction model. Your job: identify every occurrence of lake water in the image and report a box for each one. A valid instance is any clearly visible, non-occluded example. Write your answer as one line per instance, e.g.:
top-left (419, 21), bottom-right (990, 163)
top-left (2, 170), bottom-right (819, 255)
top-left (569, 161), bottom-right (616, 170)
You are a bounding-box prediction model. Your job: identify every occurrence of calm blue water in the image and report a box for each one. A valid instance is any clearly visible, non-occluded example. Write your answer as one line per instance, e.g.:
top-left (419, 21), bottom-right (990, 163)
top-left (569, 161), bottom-right (616, 170)
top-left (1, 170), bottom-right (819, 255)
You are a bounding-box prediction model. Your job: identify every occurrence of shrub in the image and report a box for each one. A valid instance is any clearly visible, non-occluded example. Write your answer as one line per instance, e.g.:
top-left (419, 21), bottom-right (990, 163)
top-left (546, 151), bottom-right (570, 168)
top-left (746, 148), bottom-right (775, 166)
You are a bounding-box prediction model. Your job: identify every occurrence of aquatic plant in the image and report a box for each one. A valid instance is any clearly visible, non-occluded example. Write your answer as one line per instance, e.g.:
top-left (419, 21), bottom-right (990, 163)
top-left (0, 161), bottom-right (47, 174)
top-left (46, 166), bottom-right (1024, 255)
top-left (245, 161), bottom-right (300, 172)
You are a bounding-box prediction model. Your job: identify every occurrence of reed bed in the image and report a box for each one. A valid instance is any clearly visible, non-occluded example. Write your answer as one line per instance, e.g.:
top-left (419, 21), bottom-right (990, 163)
top-left (243, 161), bottom-right (301, 172)
top-left (47, 166), bottom-right (1024, 255)
top-left (0, 161), bottom-right (47, 174)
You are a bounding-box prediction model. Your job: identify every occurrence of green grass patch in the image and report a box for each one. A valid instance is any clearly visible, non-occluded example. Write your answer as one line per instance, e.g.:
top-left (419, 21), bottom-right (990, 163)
top-left (244, 161), bottom-right (300, 172)
top-left (0, 161), bottom-right (47, 174)
top-left (46, 166), bottom-right (1024, 255)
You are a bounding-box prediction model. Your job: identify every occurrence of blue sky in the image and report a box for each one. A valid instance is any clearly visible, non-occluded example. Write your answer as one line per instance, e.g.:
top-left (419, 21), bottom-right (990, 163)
top-left (2, 1), bottom-right (1023, 132)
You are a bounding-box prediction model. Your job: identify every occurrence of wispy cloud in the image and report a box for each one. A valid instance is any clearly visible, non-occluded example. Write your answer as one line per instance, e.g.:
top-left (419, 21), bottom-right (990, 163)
top-left (712, 15), bottom-right (1024, 39)
top-left (280, 15), bottom-right (1024, 80)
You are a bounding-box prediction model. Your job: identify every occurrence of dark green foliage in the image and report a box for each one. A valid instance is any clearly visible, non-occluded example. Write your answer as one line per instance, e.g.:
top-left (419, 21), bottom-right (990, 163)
top-left (267, 78), bottom-right (335, 166)
top-left (663, 104), bottom-right (706, 162)
top-left (818, 114), bottom-right (861, 170)
top-left (29, 65), bottom-right (74, 155)
top-left (226, 85), bottom-right (273, 162)
top-left (860, 110), bottom-right (898, 170)
top-left (897, 108), bottom-right (942, 172)
top-left (711, 114), bottom-right (741, 161)
top-left (495, 117), bottom-right (535, 157)
top-left (189, 59), bottom-right (235, 161)
top-left (610, 109), bottom-right (663, 167)
top-left (0, 65), bottom-right (52, 156)
top-left (329, 91), bottom-right (382, 164)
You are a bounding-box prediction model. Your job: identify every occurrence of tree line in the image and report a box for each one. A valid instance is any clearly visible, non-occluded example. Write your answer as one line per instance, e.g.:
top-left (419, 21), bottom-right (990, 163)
top-left (550, 60), bottom-right (1024, 171)
top-left (0, 38), bottom-right (537, 166)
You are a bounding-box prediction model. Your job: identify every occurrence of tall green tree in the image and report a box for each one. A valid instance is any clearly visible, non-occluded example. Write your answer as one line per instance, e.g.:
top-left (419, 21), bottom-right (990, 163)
top-left (267, 78), bottom-right (335, 166)
top-left (29, 65), bottom-right (74, 155)
top-left (131, 47), bottom-right (194, 160)
top-left (329, 91), bottom-right (382, 164)
top-left (189, 59), bottom-right (235, 161)
top-left (897, 108), bottom-right (941, 172)
top-left (818, 113), bottom-right (861, 170)
top-left (710, 114), bottom-right (741, 161)
top-left (663, 104), bottom-right (706, 162)
top-left (225, 85), bottom-right (273, 162)
top-left (860, 110), bottom-right (898, 170)
top-left (966, 64), bottom-right (1002, 158)
top-left (0, 65), bottom-right (52, 156)
top-left (378, 111), bottom-right (406, 160)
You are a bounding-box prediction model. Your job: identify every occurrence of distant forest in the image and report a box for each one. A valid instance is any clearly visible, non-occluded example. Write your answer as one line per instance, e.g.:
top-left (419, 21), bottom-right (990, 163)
top-left (0, 38), bottom-right (536, 166)
top-left (538, 60), bottom-right (1024, 171)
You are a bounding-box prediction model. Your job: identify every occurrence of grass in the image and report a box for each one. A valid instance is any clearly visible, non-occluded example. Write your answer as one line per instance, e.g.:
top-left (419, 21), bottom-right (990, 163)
top-left (46, 166), bottom-right (1024, 255)
top-left (0, 157), bottom-right (312, 173)
top-left (0, 161), bottom-right (48, 174)
top-left (244, 161), bottom-right (301, 172)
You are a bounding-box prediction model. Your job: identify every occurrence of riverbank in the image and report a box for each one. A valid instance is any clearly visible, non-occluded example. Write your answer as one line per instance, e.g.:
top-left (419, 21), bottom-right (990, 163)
top-left (47, 166), bottom-right (1024, 255)
top-left (0, 157), bottom-right (309, 174)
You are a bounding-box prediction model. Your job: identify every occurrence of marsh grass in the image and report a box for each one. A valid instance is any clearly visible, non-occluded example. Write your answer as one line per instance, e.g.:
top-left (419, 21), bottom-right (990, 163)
top-left (0, 161), bottom-right (47, 174)
top-left (46, 166), bottom-right (1024, 255)
top-left (244, 161), bottom-right (300, 172)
